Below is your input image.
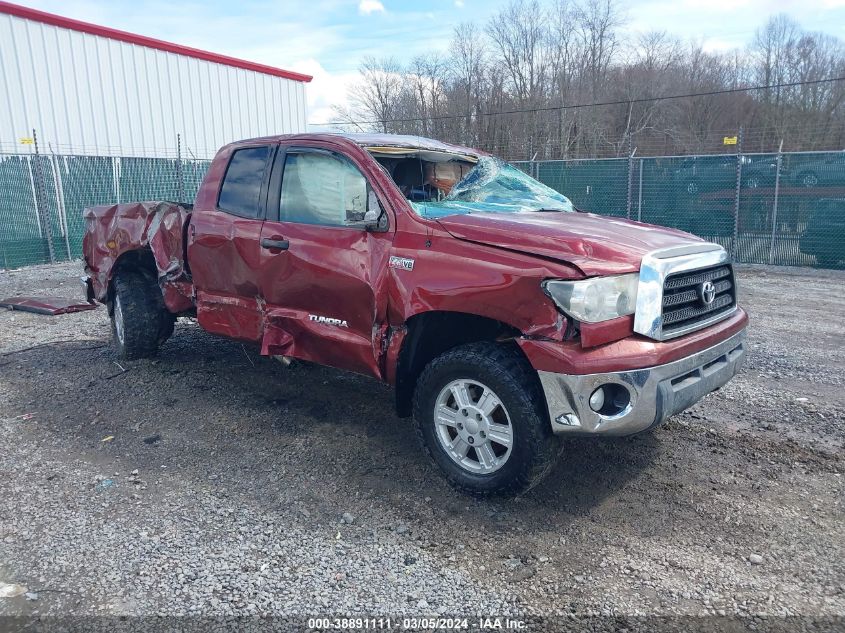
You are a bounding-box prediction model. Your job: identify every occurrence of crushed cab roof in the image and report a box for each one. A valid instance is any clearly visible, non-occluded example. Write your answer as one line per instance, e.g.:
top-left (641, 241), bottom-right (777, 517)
top-left (339, 133), bottom-right (480, 156)
top-left (228, 133), bottom-right (482, 158)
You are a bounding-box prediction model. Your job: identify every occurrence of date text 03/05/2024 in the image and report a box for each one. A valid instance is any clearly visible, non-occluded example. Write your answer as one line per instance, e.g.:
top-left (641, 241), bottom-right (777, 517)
top-left (306, 616), bottom-right (527, 630)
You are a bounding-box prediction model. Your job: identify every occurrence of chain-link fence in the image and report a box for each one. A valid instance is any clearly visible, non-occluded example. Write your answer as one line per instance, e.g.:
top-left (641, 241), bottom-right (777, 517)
top-left (1, 145), bottom-right (843, 270)
top-left (0, 150), bottom-right (210, 269)
top-left (516, 149), bottom-right (845, 269)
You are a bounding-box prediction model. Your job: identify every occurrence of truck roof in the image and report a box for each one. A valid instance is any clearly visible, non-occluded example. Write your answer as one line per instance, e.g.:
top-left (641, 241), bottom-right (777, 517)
top-left (226, 132), bottom-right (481, 158)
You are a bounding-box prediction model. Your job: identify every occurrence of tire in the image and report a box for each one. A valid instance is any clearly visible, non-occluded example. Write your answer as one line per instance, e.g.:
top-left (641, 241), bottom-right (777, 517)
top-left (413, 342), bottom-right (561, 497)
top-left (110, 270), bottom-right (175, 360)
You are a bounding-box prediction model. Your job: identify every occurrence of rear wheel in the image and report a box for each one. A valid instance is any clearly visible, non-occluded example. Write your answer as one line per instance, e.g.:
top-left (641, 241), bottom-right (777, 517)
top-left (413, 342), bottom-right (561, 496)
top-left (110, 270), bottom-right (175, 359)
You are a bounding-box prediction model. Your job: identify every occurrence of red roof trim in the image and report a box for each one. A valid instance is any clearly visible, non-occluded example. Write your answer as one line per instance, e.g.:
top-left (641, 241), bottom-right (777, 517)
top-left (0, 1), bottom-right (313, 83)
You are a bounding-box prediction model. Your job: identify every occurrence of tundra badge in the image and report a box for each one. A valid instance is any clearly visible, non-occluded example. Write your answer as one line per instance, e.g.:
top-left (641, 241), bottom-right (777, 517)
top-left (308, 314), bottom-right (349, 328)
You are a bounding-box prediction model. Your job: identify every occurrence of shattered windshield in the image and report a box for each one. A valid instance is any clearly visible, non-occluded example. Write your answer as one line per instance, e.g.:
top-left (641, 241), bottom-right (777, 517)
top-left (411, 157), bottom-right (574, 219)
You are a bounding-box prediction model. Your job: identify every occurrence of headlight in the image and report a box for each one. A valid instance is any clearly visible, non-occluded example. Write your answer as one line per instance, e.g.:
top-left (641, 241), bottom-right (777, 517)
top-left (542, 274), bottom-right (639, 323)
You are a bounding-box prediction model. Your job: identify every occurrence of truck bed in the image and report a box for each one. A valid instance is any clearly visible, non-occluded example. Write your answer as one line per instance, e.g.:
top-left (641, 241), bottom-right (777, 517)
top-left (82, 201), bottom-right (194, 313)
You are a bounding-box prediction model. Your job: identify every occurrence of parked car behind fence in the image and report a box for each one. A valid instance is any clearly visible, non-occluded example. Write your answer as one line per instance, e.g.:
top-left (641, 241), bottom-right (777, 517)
top-left (800, 198), bottom-right (845, 267)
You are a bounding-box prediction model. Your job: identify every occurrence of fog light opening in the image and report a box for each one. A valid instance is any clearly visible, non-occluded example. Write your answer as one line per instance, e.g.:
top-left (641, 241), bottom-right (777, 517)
top-left (590, 383), bottom-right (631, 417)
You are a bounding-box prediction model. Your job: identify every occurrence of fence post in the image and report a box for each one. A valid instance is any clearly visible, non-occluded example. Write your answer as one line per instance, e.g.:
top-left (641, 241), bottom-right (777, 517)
top-left (768, 139), bottom-right (784, 265)
top-left (31, 130), bottom-right (56, 264)
top-left (49, 152), bottom-right (73, 260)
top-left (25, 157), bottom-right (43, 239)
top-left (637, 157), bottom-right (644, 222)
top-left (731, 126), bottom-right (744, 260)
top-left (176, 133), bottom-right (185, 203)
top-left (112, 157), bottom-right (121, 203)
top-left (626, 142), bottom-right (636, 219)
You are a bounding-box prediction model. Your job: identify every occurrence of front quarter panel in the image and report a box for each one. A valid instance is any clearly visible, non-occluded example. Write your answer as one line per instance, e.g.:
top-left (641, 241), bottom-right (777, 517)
top-left (386, 224), bottom-right (581, 340)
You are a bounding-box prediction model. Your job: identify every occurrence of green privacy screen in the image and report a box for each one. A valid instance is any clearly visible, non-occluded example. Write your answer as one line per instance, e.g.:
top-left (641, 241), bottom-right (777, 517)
top-left (1, 151), bottom-right (843, 270)
top-left (0, 154), bottom-right (211, 269)
top-left (515, 151), bottom-right (845, 269)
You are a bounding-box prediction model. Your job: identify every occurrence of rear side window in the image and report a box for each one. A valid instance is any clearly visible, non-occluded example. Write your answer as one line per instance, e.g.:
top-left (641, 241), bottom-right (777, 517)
top-left (218, 146), bottom-right (270, 218)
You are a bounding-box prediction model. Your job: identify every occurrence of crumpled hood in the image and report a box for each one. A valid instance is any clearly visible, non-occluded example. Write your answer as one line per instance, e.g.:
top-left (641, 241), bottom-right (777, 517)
top-left (436, 211), bottom-right (701, 276)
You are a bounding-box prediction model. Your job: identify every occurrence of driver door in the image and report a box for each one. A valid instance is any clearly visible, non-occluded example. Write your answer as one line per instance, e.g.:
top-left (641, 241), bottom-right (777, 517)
top-left (257, 146), bottom-right (393, 378)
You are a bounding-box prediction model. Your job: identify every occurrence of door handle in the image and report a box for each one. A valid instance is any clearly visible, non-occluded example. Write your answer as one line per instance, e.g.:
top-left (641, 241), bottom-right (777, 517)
top-left (261, 238), bottom-right (289, 250)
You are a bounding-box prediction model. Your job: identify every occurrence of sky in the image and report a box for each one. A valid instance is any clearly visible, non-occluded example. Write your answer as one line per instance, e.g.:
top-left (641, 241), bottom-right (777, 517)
top-left (14, 0), bottom-right (845, 127)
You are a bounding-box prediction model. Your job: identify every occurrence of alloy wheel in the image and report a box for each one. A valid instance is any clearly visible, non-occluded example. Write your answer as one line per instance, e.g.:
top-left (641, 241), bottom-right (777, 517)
top-left (433, 379), bottom-right (513, 474)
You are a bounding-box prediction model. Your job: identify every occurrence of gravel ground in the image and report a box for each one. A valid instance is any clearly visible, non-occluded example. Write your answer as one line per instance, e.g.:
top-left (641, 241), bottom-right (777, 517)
top-left (0, 262), bottom-right (843, 626)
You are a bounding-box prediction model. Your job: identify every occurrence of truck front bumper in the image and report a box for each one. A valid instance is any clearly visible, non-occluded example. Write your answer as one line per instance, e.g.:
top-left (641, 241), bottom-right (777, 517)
top-left (537, 329), bottom-right (746, 436)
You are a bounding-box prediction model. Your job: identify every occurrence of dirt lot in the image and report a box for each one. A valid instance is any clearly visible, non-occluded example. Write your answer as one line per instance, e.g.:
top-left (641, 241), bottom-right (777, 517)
top-left (0, 262), bottom-right (843, 626)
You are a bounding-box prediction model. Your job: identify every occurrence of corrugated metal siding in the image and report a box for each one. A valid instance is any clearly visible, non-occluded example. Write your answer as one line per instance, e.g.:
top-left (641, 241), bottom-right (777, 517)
top-left (0, 13), bottom-right (307, 158)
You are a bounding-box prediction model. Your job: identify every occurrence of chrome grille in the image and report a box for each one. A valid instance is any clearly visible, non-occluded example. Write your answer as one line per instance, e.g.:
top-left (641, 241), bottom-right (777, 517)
top-left (661, 265), bottom-right (736, 337)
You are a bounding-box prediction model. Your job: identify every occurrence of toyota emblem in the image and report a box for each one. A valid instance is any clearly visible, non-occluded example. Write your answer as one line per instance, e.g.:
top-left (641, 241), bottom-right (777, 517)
top-left (699, 280), bottom-right (717, 306)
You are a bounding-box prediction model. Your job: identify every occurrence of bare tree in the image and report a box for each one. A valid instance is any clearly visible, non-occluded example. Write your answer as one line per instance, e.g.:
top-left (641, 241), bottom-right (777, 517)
top-left (338, 0), bottom-right (845, 158)
top-left (450, 22), bottom-right (488, 145)
top-left (486, 0), bottom-right (549, 104)
top-left (574, 0), bottom-right (624, 153)
top-left (352, 57), bottom-right (405, 133)
top-left (548, 0), bottom-right (582, 156)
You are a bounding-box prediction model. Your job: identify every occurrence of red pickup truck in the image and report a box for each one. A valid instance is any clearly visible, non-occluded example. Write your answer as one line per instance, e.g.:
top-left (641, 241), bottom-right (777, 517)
top-left (83, 133), bottom-right (748, 495)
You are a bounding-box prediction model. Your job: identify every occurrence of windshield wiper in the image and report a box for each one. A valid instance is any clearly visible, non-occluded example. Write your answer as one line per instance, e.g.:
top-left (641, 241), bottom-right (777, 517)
top-left (536, 208), bottom-right (568, 213)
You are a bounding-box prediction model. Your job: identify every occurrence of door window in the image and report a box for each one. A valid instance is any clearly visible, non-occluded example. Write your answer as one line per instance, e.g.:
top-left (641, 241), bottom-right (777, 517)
top-left (279, 152), bottom-right (367, 226)
top-left (218, 146), bottom-right (271, 218)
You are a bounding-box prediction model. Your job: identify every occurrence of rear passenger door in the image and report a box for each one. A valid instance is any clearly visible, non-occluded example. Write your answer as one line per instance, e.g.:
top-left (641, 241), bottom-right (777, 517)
top-left (188, 144), bottom-right (274, 342)
top-left (257, 146), bottom-right (393, 377)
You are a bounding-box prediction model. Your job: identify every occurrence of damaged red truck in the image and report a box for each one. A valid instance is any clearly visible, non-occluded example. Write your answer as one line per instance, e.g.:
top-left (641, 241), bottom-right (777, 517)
top-left (83, 133), bottom-right (748, 495)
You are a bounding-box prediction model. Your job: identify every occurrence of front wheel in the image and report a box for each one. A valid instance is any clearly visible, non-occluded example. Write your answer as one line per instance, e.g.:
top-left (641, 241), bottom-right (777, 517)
top-left (413, 342), bottom-right (561, 496)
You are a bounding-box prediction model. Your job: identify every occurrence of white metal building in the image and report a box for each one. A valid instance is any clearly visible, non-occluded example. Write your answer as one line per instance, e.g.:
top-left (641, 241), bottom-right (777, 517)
top-left (0, 1), bottom-right (311, 158)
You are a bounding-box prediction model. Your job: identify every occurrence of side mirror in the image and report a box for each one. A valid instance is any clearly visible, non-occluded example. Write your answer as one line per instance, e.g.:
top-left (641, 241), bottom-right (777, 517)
top-left (347, 189), bottom-right (388, 231)
top-left (364, 189), bottom-right (380, 223)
